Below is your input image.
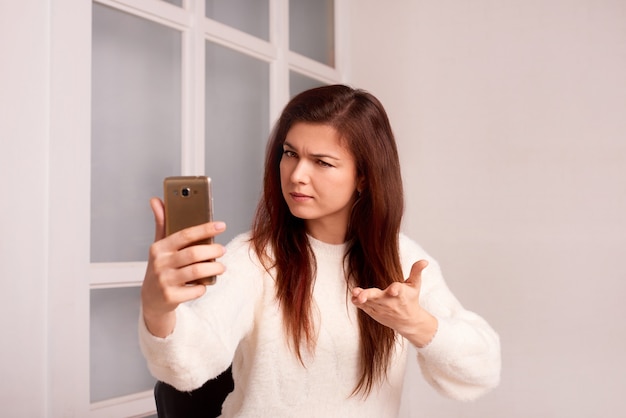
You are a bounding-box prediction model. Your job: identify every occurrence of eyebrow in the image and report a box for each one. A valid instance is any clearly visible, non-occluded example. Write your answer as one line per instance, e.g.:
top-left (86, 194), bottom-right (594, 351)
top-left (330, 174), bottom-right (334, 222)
top-left (283, 141), bottom-right (341, 160)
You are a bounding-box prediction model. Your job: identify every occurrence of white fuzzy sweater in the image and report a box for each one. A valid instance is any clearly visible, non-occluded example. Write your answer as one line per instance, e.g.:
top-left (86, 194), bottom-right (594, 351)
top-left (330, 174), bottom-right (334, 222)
top-left (139, 233), bottom-right (500, 417)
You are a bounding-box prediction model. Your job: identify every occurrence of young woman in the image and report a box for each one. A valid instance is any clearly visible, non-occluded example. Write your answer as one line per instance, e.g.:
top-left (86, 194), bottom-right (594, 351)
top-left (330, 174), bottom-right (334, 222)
top-left (140, 85), bottom-right (501, 417)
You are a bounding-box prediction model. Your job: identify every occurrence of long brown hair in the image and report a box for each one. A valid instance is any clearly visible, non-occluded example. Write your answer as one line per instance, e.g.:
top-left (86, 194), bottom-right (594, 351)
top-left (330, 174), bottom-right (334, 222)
top-left (251, 84), bottom-right (405, 395)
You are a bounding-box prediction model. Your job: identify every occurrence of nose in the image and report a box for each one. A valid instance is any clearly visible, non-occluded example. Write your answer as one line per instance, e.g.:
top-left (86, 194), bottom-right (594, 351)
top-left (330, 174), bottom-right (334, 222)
top-left (290, 159), bottom-right (309, 184)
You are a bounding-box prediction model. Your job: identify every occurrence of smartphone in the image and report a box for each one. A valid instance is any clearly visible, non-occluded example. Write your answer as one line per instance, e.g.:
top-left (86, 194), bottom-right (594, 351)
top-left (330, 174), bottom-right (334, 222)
top-left (163, 176), bottom-right (216, 285)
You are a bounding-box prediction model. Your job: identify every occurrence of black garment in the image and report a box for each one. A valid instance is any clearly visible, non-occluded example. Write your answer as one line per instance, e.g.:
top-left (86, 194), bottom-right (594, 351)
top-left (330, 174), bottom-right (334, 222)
top-left (154, 366), bottom-right (234, 418)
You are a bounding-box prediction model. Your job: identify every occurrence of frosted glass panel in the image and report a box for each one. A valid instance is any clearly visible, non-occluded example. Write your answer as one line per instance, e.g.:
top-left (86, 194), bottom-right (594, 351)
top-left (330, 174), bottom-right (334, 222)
top-left (289, 0), bottom-right (334, 66)
top-left (290, 71), bottom-right (326, 98)
top-left (90, 287), bottom-right (155, 402)
top-left (91, 4), bottom-right (181, 262)
top-left (160, 0), bottom-right (182, 6)
top-left (205, 42), bottom-right (269, 244)
top-left (206, 0), bottom-right (269, 40)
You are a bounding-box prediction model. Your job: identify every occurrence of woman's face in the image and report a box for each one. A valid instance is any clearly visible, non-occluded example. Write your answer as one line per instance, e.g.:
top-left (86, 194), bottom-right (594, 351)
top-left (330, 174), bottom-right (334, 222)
top-left (280, 122), bottom-right (360, 243)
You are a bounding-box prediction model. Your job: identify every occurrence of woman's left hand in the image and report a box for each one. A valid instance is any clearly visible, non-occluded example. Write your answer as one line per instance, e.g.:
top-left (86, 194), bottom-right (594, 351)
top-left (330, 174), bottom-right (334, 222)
top-left (351, 260), bottom-right (438, 348)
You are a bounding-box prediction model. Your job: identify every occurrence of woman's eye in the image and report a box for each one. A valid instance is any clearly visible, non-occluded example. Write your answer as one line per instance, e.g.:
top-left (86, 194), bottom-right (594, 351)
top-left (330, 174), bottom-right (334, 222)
top-left (317, 160), bottom-right (333, 168)
top-left (283, 150), bottom-right (297, 158)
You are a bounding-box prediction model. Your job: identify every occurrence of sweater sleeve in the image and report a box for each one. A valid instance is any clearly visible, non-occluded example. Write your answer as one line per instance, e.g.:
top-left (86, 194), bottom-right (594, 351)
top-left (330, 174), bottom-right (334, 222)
top-left (138, 233), bottom-right (261, 392)
top-left (399, 234), bottom-right (501, 401)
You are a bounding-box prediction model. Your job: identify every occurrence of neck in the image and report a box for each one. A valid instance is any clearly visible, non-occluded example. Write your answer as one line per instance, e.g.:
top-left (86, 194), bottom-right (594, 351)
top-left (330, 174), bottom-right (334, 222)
top-left (305, 219), bottom-right (347, 244)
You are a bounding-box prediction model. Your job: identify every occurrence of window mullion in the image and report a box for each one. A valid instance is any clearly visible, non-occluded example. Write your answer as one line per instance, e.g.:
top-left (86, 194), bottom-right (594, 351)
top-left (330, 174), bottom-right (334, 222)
top-left (269, 0), bottom-right (290, 123)
top-left (182, 1), bottom-right (206, 175)
top-left (288, 51), bottom-right (341, 84)
top-left (94, 0), bottom-right (190, 30)
top-left (334, 0), bottom-right (349, 83)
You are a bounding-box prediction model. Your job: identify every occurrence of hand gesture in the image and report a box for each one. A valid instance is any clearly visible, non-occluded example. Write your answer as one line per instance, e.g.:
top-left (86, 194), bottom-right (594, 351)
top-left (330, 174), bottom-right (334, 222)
top-left (141, 197), bottom-right (227, 337)
top-left (351, 260), bottom-right (438, 347)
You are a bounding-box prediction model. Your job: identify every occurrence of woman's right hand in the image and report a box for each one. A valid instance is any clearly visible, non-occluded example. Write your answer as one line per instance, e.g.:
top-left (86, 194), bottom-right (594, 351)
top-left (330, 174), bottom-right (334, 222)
top-left (141, 197), bottom-right (227, 337)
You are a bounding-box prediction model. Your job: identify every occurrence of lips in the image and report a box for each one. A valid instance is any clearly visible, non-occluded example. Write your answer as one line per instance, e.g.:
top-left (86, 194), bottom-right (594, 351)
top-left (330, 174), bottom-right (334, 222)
top-left (289, 192), bottom-right (312, 202)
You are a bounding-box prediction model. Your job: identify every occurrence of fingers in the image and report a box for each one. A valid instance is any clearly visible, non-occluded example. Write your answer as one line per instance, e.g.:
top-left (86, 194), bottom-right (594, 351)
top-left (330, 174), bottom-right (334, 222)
top-left (350, 261), bottom-right (431, 337)
top-left (406, 260), bottom-right (429, 286)
top-left (150, 197), bottom-right (166, 242)
top-left (352, 285), bottom-right (399, 306)
top-left (352, 259), bottom-right (429, 303)
top-left (351, 287), bottom-right (385, 304)
top-left (166, 221), bottom-right (227, 251)
top-left (149, 196), bottom-right (227, 250)
top-left (171, 243), bottom-right (227, 269)
top-left (150, 219), bottom-right (227, 258)
top-left (151, 243), bottom-right (227, 285)
top-left (152, 277), bottom-right (208, 307)
top-left (351, 287), bottom-right (366, 304)
top-left (352, 259), bottom-right (429, 306)
top-left (177, 260), bottom-right (226, 285)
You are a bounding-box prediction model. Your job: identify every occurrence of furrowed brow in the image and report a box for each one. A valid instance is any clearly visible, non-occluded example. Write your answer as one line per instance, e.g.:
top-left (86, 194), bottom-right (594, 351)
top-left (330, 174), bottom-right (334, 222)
top-left (283, 141), bottom-right (340, 160)
top-left (311, 153), bottom-right (340, 160)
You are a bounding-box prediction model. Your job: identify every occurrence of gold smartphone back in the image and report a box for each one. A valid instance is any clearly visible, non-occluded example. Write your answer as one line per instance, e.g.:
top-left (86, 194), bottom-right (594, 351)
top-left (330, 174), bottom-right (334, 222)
top-left (164, 176), bottom-right (213, 240)
top-left (163, 176), bottom-right (215, 285)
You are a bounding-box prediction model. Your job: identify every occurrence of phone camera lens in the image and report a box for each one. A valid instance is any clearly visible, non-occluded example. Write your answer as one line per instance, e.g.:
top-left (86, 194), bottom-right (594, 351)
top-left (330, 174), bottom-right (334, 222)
top-left (181, 187), bottom-right (191, 197)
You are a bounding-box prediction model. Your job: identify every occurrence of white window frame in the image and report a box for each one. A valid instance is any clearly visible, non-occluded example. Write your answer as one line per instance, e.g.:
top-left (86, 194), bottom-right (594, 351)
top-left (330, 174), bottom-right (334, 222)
top-left (49, 0), bottom-right (349, 416)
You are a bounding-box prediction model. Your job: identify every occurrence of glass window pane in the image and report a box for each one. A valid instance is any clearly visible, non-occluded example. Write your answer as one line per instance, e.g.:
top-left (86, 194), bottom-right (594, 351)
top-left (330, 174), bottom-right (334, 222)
top-left (91, 4), bottom-right (182, 263)
top-left (289, 0), bottom-right (334, 66)
top-left (205, 42), bottom-right (269, 244)
top-left (160, 0), bottom-right (182, 6)
top-left (90, 287), bottom-right (155, 402)
top-left (206, 0), bottom-right (269, 41)
top-left (290, 71), bottom-right (326, 98)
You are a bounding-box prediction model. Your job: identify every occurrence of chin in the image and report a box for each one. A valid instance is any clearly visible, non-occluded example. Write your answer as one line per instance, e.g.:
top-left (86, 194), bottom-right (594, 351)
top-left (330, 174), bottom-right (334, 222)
top-left (288, 209), bottom-right (312, 221)
top-left (286, 205), bottom-right (314, 221)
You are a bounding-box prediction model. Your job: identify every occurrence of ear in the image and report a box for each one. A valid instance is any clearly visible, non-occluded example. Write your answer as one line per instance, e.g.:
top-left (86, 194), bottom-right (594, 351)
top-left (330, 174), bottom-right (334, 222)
top-left (356, 176), bottom-right (366, 194)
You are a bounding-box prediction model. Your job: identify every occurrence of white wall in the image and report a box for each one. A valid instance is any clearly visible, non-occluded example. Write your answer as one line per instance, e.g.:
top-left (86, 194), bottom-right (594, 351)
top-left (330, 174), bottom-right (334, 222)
top-left (0, 1), bottom-right (48, 416)
top-left (349, 1), bottom-right (626, 417)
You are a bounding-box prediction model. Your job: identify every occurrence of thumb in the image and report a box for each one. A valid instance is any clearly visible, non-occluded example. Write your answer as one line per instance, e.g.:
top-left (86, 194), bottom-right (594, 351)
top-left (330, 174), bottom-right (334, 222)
top-left (406, 260), bottom-right (429, 287)
top-left (149, 197), bottom-right (166, 242)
